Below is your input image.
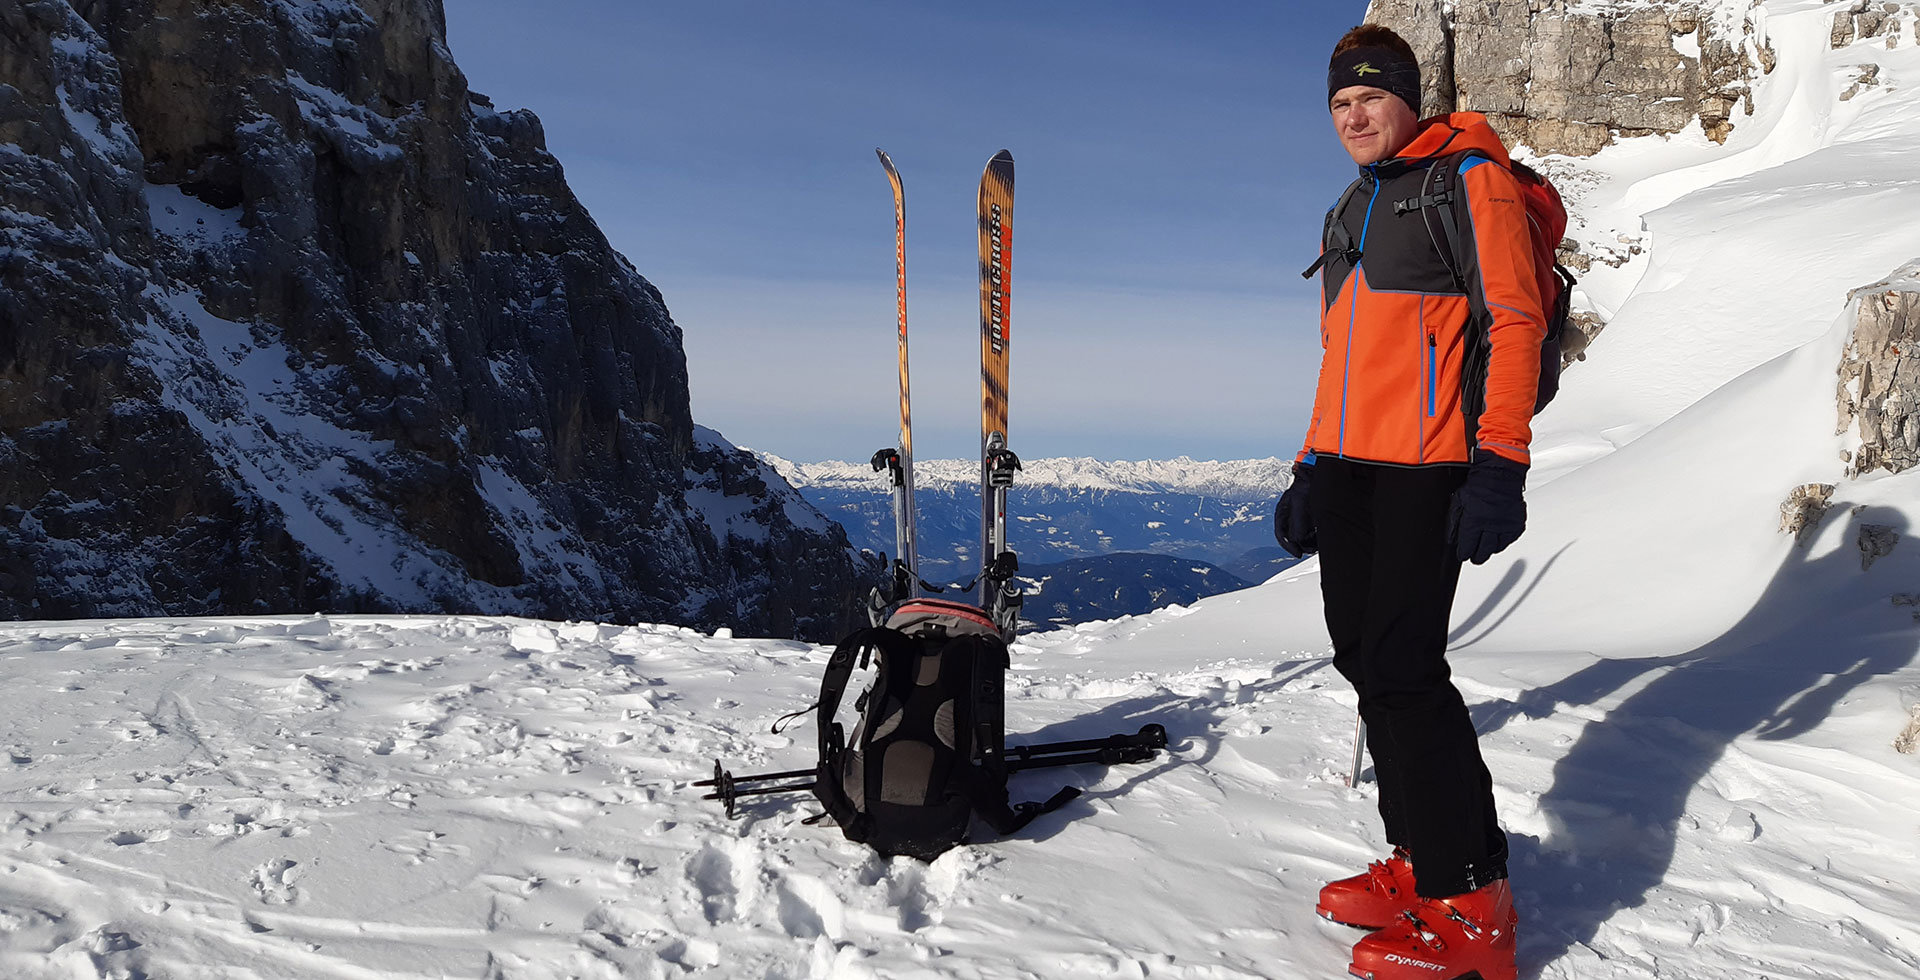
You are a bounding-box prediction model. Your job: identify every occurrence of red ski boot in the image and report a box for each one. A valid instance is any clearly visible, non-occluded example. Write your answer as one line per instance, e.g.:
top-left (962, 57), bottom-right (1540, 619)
top-left (1347, 878), bottom-right (1517, 980)
top-left (1315, 848), bottom-right (1417, 929)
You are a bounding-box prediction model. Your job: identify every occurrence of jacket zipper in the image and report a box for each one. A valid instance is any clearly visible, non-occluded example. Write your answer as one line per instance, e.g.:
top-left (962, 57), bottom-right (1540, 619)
top-left (1426, 326), bottom-right (1437, 418)
top-left (1339, 166), bottom-right (1382, 458)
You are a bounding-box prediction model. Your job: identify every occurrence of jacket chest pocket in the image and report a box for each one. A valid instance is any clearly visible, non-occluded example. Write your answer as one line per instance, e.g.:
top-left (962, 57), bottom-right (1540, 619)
top-left (1356, 185), bottom-right (1466, 296)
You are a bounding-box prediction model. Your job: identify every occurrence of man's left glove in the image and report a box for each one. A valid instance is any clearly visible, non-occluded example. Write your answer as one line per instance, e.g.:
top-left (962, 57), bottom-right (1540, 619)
top-left (1273, 460), bottom-right (1317, 558)
top-left (1450, 450), bottom-right (1527, 565)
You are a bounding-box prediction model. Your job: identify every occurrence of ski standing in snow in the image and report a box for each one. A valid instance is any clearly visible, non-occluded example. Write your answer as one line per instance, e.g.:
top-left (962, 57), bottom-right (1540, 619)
top-left (976, 150), bottom-right (1023, 640)
top-left (869, 148), bottom-right (923, 617)
top-left (866, 149), bottom-right (1024, 644)
top-left (1274, 24), bottom-right (1551, 980)
top-left (698, 150), bottom-right (1169, 859)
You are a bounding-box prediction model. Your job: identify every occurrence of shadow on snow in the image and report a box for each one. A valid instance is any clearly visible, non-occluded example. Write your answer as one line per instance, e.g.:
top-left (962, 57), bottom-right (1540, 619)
top-left (1475, 506), bottom-right (1918, 975)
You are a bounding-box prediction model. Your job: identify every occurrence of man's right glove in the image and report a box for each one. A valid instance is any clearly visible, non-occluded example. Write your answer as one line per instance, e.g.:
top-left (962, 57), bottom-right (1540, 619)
top-left (1450, 450), bottom-right (1528, 565)
top-left (1274, 460), bottom-right (1317, 558)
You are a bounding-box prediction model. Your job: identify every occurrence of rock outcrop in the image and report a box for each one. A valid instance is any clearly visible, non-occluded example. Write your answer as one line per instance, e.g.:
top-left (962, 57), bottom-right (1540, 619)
top-left (1894, 702), bottom-right (1920, 753)
top-left (1366, 0), bottom-right (1770, 157)
top-left (0, 0), bottom-right (876, 639)
top-left (1830, 1), bottom-right (1918, 49)
top-left (1839, 262), bottom-right (1920, 478)
top-left (1779, 483), bottom-right (1838, 546)
top-left (1858, 522), bottom-right (1901, 570)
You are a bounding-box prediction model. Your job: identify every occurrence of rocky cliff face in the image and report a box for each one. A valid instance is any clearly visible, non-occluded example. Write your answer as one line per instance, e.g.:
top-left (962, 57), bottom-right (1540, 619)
top-left (1365, 0), bottom-right (1774, 157)
top-left (1369, 0), bottom-right (1920, 155)
top-left (0, 0), bottom-right (876, 639)
top-left (1359, 0), bottom-right (1774, 156)
top-left (1840, 262), bottom-right (1920, 478)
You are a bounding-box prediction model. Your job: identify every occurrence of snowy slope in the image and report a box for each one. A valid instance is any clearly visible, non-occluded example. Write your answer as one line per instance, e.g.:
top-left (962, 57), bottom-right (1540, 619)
top-left (2, 2), bottom-right (1919, 978)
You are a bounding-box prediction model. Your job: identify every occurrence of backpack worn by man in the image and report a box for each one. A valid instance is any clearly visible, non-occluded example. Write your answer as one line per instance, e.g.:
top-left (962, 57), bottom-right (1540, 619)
top-left (1399, 151), bottom-right (1577, 414)
top-left (698, 598), bottom-right (1167, 861)
top-left (1305, 150), bottom-right (1576, 420)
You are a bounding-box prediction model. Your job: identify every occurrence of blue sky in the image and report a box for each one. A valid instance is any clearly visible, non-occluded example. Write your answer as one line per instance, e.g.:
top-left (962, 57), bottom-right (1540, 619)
top-left (445, 1), bottom-right (1373, 462)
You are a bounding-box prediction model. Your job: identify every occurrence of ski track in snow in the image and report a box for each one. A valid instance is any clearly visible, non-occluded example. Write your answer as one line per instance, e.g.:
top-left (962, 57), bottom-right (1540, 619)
top-left (0, 613), bottom-right (1912, 979)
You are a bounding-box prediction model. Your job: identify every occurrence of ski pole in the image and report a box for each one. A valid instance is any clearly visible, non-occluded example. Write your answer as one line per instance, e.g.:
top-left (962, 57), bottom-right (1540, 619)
top-left (1007, 724), bottom-right (1168, 762)
top-left (1347, 714), bottom-right (1367, 788)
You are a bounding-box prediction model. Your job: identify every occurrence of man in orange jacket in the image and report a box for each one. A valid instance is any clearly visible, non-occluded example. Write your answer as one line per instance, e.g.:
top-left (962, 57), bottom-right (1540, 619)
top-left (1272, 23), bottom-right (1541, 980)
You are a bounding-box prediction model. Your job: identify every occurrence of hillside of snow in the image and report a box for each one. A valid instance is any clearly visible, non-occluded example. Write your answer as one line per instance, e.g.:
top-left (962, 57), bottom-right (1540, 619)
top-left (1, 2), bottom-right (1918, 979)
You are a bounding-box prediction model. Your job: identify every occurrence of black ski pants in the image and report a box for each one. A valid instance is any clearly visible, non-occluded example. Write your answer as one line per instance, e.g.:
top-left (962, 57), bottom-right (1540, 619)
top-left (1309, 455), bottom-right (1508, 899)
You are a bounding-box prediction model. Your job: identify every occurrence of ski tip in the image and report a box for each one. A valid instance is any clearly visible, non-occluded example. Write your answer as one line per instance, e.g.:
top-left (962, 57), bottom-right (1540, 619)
top-left (877, 147), bottom-right (900, 178)
top-left (991, 148), bottom-right (1013, 164)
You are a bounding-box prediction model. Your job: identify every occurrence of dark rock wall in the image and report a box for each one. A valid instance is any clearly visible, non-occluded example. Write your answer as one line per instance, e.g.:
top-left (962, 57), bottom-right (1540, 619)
top-left (0, 0), bottom-right (876, 638)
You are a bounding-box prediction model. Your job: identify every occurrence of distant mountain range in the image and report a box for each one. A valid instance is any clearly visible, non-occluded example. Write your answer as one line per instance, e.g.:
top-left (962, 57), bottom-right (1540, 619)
top-left (761, 455), bottom-right (1303, 626)
top-left (1013, 553), bottom-right (1252, 630)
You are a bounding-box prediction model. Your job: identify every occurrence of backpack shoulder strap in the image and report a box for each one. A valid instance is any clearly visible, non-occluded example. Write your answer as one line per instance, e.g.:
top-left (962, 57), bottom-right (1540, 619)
top-left (815, 627), bottom-right (915, 762)
top-left (1419, 147), bottom-right (1494, 293)
top-left (948, 632), bottom-right (1081, 836)
top-left (1300, 175), bottom-right (1369, 280)
top-left (811, 627), bottom-right (916, 835)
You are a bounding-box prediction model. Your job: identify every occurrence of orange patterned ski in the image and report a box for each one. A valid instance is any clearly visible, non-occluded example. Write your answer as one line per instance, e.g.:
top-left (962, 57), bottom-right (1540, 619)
top-left (976, 150), bottom-right (1019, 629)
top-left (875, 148), bottom-right (919, 593)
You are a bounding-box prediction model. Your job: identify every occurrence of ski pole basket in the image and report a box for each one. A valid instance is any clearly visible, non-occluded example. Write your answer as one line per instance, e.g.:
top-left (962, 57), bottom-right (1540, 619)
top-left (694, 760), bottom-right (815, 819)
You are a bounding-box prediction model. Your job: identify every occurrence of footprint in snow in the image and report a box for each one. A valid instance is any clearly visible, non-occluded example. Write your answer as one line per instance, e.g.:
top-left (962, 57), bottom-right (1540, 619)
top-left (250, 858), bottom-right (301, 905)
top-left (0, 903), bottom-right (81, 953)
top-left (883, 849), bottom-right (982, 932)
top-left (381, 830), bottom-right (468, 865)
top-left (775, 874), bottom-right (845, 940)
top-left (687, 840), bottom-right (759, 924)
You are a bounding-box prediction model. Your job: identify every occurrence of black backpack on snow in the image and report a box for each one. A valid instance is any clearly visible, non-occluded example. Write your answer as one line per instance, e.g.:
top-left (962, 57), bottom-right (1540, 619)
top-left (810, 599), bottom-right (1079, 861)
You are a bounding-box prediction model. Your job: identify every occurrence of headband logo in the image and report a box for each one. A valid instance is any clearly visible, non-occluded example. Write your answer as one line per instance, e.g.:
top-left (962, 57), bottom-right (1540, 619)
top-left (1353, 62), bottom-right (1381, 76)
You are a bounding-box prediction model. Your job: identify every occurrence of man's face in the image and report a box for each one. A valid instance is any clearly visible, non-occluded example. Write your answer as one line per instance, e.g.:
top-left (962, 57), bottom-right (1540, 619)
top-left (1330, 85), bottom-right (1419, 165)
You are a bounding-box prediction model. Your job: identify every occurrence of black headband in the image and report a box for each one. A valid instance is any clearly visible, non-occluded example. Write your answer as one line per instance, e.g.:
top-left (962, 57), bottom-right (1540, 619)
top-left (1328, 45), bottom-right (1422, 115)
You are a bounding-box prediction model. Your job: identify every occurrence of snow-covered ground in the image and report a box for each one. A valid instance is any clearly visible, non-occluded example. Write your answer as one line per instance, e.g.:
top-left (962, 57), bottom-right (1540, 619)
top-left (5, 1), bottom-right (1920, 978)
top-left (0, 593), bottom-right (1912, 978)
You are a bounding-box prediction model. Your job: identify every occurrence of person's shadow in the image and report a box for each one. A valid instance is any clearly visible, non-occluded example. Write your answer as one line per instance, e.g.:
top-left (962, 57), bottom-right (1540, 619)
top-left (1483, 506), bottom-right (1919, 974)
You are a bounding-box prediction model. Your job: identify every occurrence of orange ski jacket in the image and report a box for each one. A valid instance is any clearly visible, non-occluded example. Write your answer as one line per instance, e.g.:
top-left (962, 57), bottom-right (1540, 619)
top-left (1299, 113), bottom-right (1546, 469)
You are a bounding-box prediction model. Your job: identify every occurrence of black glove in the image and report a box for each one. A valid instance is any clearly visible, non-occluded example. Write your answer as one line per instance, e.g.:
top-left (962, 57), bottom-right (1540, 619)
top-left (1450, 450), bottom-right (1527, 565)
top-left (1274, 461), bottom-right (1317, 558)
